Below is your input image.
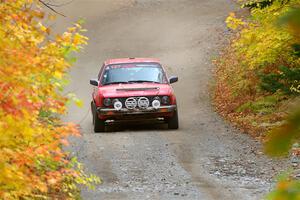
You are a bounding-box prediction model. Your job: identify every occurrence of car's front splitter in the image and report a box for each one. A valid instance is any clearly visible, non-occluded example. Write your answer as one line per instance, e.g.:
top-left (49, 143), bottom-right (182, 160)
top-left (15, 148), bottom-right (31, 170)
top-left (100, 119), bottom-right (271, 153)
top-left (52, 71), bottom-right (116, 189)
top-left (97, 105), bottom-right (177, 120)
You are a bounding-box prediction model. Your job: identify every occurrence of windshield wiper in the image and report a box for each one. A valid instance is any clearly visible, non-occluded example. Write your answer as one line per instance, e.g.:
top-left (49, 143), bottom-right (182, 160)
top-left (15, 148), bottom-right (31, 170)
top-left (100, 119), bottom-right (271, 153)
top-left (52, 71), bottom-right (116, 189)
top-left (104, 81), bottom-right (129, 85)
top-left (128, 80), bottom-right (160, 84)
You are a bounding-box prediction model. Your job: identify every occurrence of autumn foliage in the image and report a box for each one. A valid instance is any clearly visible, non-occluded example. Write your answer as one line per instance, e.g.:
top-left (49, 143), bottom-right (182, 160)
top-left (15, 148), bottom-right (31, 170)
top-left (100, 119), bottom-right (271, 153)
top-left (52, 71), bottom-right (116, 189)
top-left (214, 0), bottom-right (300, 138)
top-left (0, 0), bottom-right (99, 199)
top-left (214, 0), bottom-right (300, 199)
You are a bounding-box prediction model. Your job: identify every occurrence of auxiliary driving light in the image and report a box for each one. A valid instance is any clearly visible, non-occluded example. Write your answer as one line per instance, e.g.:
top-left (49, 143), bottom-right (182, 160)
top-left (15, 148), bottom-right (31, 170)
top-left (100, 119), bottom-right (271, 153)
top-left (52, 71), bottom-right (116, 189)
top-left (113, 100), bottom-right (122, 110)
top-left (152, 99), bottom-right (161, 109)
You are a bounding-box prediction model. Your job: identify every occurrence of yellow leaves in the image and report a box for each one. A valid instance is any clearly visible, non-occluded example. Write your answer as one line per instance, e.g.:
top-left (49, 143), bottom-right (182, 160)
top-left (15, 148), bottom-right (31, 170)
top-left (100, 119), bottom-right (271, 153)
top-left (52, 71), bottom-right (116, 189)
top-left (54, 70), bottom-right (63, 79)
top-left (62, 32), bottom-right (72, 44)
top-left (73, 33), bottom-right (83, 46)
top-left (0, 0), bottom-right (90, 199)
top-left (48, 14), bottom-right (56, 21)
top-left (0, 112), bottom-right (40, 149)
top-left (68, 27), bottom-right (77, 33)
top-left (39, 23), bottom-right (50, 35)
top-left (67, 93), bottom-right (84, 108)
top-left (60, 29), bottom-right (88, 49)
top-left (226, 12), bottom-right (245, 30)
top-left (231, 10), bottom-right (294, 70)
top-left (75, 99), bottom-right (84, 108)
top-left (32, 10), bottom-right (44, 19)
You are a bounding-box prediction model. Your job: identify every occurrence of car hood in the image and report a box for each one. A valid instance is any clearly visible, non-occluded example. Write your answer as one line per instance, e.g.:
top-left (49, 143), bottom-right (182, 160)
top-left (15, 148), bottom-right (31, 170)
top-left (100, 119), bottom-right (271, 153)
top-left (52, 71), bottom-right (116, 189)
top-left (99, 83), bottom-right (173, 98)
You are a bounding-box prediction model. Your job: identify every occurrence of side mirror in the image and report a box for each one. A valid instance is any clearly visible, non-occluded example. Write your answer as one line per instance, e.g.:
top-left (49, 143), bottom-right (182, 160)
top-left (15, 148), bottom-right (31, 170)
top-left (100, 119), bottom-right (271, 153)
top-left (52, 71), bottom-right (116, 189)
top-left (90, 79), bottom-right (99, 86)
top-left (169, 76), bottom-right (178, 84)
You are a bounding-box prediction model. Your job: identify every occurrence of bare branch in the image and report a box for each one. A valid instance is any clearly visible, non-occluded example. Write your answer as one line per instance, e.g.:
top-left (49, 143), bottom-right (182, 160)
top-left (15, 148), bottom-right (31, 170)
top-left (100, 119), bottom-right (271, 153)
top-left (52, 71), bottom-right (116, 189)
top-left (38, 0), bottom-right (66, 17)
top-left (43, 0), bottom-right (74, 7)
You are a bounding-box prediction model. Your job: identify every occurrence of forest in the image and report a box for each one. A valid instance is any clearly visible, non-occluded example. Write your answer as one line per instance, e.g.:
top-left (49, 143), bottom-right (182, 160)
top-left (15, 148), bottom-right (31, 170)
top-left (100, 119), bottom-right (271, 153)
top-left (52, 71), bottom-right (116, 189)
top-left (214, 0), bottom-right (300, 198)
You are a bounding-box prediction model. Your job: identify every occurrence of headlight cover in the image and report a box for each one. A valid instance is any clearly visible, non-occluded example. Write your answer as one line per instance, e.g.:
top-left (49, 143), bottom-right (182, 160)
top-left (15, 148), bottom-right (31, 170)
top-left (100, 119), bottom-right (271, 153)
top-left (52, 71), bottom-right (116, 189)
top-left (113, 99), bottom-right (122, 110)
top-left (103, 98), bottom-right (112, 106)
top-left (162, 96), bottom-right (170, 105)
top-left (152, 99), bottom-right (161, 109)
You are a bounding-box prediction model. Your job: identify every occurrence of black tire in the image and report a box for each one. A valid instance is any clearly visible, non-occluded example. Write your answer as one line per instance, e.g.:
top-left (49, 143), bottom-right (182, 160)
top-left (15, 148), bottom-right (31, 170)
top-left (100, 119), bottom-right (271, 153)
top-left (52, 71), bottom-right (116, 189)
top-left (91, 101), bottom-right (95, 125)
top-left (168, 109), bottom-right (179, 129)
top-left (92, 102), bottom-right (105, 132)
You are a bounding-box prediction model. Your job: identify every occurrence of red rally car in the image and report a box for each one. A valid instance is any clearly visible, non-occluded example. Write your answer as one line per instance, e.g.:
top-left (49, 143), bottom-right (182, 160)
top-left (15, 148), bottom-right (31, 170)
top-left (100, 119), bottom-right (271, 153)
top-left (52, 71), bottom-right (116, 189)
top-left (89, 58), bottom-right (179, 132)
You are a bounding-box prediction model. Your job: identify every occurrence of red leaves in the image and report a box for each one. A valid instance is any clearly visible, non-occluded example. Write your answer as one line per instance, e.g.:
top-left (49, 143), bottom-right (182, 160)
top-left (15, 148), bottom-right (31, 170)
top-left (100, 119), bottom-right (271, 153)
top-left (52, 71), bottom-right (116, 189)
top-left (213, 47), bottom-right (282, 138)
top-left (0, 0), bottom-right (88, 198)
top-left (0, 86), bottom-right (40, 117)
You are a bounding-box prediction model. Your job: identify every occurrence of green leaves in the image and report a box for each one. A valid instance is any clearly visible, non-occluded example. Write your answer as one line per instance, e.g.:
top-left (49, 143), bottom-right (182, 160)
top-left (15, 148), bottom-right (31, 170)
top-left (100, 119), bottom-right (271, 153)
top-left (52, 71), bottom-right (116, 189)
top-left (242, 0), bottom-right (275, 9)
top-left (278, 8), bottom-right (300, 38)
top-left (259, 66), bottom-right (300, 94)
top-left (266, 172), bottom-right (300, 200)
top-left (265, 107), bottom-right (300, 156)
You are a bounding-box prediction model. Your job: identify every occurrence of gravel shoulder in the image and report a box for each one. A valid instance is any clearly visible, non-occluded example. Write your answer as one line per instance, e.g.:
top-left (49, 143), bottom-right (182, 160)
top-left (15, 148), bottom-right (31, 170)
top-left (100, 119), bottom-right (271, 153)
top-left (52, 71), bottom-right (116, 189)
top-left (56, 0), bottom-right (288, 199)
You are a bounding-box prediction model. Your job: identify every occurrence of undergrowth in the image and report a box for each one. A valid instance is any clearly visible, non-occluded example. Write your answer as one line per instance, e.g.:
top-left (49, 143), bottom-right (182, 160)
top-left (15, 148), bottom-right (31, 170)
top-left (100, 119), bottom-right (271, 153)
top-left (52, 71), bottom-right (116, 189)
top-left (214, 0), bottom-right (300, 139)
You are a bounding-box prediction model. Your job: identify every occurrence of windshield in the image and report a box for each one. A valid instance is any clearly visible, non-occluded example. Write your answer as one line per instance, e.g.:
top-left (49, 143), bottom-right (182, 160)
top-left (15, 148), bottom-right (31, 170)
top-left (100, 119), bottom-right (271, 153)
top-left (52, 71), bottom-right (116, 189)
top-left (101, 63), bottom-right (167, 85)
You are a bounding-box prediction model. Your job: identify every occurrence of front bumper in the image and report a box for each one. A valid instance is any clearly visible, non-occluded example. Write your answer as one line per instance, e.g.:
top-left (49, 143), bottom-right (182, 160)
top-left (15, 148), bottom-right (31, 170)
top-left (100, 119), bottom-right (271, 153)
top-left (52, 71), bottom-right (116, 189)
top-left (97, 105), bottom-right (177, 117)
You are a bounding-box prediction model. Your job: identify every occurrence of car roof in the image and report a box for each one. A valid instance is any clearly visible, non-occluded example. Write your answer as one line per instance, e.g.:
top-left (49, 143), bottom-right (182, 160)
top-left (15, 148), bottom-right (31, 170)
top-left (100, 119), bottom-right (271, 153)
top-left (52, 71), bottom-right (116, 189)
top-left (104, 58), bottom-right (161, 66)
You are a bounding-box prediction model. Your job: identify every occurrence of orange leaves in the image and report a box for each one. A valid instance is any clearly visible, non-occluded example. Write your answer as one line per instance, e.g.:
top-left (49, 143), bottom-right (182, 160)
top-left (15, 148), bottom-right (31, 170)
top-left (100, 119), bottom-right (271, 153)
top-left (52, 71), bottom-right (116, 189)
top-left (0, 0), bottom-right (88, 199)
top-left (277, 180), bottom-right (291, 191)
top-left (266, 173), bottom-right (300, 200)
top-left (213, 45), bottom-right (286, 138)
top-left (59, 123), bottom-right (81, 137)
top-left (11, 13), bottom-right (21, 21)
top-left (32, 10), bottom-right (45, 19)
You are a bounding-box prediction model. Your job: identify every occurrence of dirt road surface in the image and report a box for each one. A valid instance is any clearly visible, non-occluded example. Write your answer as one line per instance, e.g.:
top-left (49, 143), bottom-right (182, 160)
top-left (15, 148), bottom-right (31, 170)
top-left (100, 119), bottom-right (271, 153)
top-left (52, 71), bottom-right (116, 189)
top-left (56, 0), bottom-right (286, 199)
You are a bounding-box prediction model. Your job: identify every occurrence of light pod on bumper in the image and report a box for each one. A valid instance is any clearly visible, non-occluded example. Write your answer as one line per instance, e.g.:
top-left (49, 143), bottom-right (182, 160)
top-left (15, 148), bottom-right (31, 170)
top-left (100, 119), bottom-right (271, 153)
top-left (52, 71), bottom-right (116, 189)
top-left (152, 99), bottom-right (161, 109)
top-left (113, 99), bottom-right (122, 110)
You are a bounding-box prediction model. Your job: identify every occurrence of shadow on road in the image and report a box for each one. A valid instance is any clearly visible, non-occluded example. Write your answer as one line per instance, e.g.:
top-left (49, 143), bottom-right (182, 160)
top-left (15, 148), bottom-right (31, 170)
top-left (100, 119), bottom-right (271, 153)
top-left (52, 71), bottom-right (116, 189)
top-left (104, 120), bottom-right (170, 133)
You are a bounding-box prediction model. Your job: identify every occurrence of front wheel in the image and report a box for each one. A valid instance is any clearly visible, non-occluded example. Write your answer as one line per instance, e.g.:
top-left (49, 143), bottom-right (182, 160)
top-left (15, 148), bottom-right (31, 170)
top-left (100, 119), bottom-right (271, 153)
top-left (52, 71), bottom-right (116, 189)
top-left (92, 102), bottom-right (105, 132)
top-left (167, 109), bottom-right (179, 129)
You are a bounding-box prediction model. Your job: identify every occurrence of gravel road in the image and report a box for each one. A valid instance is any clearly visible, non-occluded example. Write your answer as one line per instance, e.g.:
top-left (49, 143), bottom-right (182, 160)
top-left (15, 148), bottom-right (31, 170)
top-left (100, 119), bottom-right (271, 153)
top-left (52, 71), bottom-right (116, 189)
top-left (56, 0), bottom-right (287, 199)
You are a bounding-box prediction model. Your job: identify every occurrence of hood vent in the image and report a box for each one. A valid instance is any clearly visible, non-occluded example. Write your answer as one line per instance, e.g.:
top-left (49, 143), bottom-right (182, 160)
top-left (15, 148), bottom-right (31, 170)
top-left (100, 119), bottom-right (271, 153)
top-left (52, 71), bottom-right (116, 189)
top-left (116, 87), bottom-right (159, 91)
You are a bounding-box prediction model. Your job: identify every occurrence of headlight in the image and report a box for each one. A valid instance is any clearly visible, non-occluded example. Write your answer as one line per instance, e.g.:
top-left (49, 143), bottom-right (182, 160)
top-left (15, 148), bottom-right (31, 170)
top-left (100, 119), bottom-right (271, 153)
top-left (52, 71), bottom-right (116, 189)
top-left (103, 98), bottom-right (112, 106)
top-left (152, 99), bottom-right (161, 109)
top-left (113, 99), bottom-right (122, 110)
top-left (162, 96), bottom-right (170, 105)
